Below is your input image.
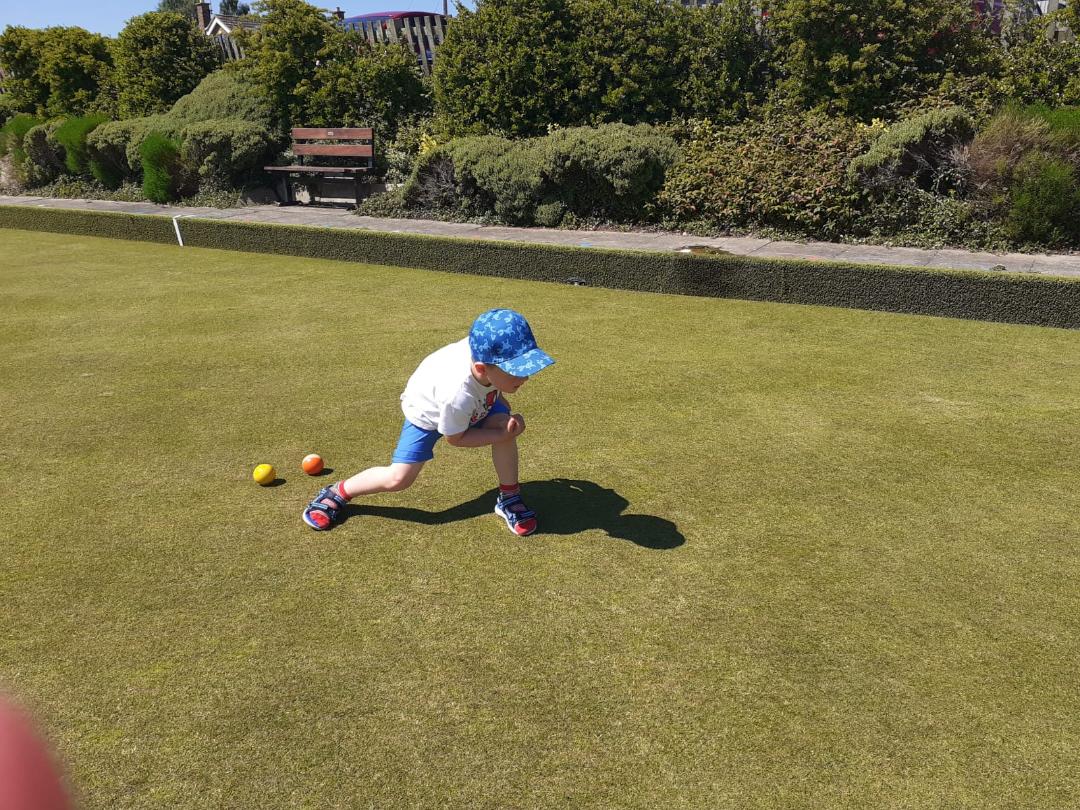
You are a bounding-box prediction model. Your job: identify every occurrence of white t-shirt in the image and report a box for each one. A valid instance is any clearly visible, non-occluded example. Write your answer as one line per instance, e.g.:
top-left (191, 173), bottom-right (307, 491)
top-left (400, 338), bottom-right (500, 435)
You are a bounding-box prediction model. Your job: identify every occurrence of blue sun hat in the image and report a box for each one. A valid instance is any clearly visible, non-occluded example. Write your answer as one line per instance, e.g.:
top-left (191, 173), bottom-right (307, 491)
top-left (469, 309), bottom-right (555, 377)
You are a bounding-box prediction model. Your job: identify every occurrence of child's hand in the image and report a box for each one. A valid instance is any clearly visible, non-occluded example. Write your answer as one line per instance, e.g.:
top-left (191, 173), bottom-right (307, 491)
top-left (506, 414), bottom-right (526, 438)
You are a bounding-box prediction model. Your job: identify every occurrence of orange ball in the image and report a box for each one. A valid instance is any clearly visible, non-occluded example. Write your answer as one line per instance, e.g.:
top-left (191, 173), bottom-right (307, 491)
top-left (302, 453), bottom-right (324, 475)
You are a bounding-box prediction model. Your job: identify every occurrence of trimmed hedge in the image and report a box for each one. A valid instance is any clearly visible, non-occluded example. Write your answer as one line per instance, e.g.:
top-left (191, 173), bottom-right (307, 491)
top-left (0, 204), bottom-right (1077, 329)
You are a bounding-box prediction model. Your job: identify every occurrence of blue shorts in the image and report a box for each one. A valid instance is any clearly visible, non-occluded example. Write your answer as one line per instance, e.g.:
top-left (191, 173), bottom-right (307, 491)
top-left (392, 399), bottom-right (510, 464)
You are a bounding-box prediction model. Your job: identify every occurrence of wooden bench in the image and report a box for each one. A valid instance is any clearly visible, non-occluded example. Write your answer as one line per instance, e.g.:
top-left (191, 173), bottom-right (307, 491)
top-left (264, 127), bottom-right (374, 206)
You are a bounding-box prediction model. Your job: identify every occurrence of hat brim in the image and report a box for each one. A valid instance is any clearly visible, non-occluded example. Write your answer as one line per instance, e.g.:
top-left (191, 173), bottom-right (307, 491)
top-left (495, 347), bottom-right (555, 378)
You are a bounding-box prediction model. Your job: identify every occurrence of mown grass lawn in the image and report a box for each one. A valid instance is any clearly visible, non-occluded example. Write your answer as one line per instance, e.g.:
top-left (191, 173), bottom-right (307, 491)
top-left (1, 227), bottom-right (1079, 809)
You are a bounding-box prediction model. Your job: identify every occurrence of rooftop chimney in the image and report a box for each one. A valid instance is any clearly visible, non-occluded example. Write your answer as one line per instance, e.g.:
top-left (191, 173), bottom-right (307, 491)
top-left (333, 7), bottom-right (345, 21)
top-left (195, 1), bottom-right (212, 31)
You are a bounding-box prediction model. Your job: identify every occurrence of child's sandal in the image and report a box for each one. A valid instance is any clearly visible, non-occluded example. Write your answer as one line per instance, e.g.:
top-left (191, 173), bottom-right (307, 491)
top-left (302, 485), bottom-right (348, 531)
top-left (494, 493), bottom-right (537, 537)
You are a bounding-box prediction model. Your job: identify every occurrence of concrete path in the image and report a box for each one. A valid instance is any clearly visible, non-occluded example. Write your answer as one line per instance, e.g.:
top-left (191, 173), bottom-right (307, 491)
top-left (4, 194), bottom-right (1080, 279)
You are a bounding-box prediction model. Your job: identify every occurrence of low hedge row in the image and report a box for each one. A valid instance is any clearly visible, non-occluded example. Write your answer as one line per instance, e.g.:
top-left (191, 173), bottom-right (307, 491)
top-left (1, 204), bottom-right (1077, 329)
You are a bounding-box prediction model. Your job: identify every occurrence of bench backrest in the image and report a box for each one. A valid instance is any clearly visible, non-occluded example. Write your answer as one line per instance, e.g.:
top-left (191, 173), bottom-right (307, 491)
top-left (291, 127), bottom-right (374, 165)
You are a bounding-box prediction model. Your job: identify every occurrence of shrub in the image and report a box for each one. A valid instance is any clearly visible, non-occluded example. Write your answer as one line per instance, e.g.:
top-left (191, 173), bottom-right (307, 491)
top-left (855, 182), bottom-right (1008, 250)
top-left (86, 119), bottom-right (146, 187)
top-left (0, 95), bottom-right (24, 128)
top-left (21, 120), bottom-right (66, 187)
top-left (112, 12), bottom-right (221, 117)
top-left (0, 114), bottom-right (44, 184)
top-left (404, 124), bottom-right (678, 225)
top-left (125, 116), bottom-right (181, 174)
top-left (1006, 153), bottom-right (1080, 245)
top-left (180, 118), bottom-right (275, 189)
top-left (765, 0), bottom-right (996, 121)
top-left (539, 124), bottom-right (679, 221)
top-left (167, 68), bottom-right (276, 130)
top-left (53, 113), bottom-right (109, 175)
top-left (848, 107), bottom-right (975, 192)
top-left (968, 105), bottom-right (1054, 197)
top-left (140, 131), bottom-right (186, 202)
top-left (658, 111), bottom-right (870, 238)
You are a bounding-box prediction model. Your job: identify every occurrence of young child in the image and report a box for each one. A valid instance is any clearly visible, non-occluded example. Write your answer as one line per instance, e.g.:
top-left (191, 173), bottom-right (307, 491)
top-left (302, 308), bottom-right (555, 535)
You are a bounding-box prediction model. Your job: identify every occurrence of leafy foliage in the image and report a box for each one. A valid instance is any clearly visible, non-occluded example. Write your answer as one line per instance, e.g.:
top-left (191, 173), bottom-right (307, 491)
top-left (21, 120), bottom-right (66, 186)
top-left (1006, 153), bottom-right (1080, 245)
top-left (180, 118), bottom-right (275, 189)
top-left (167, 68), bottom-right (276, 130)
top-left (140, 131), bottom-right (186, 202)
top-left (236, 0), bottom-right (426, 144)
top-left (0, 26), bottom-right (114, 117)
top-left (405, 124), bottom-right (677, 225)
top-left (220, 0), bottom-right (253, 15)
top-left (764, 0), bottom-right (997, 120)
top-left (302, 34), bottom-right (428, 139)
top-left (848, 107), bottom-right (975, 192)
top-left (53, 113), bottom-right (110, 175)
top-left (85, 119), bottom-right (146, 186)
top-left (659, 110), bottom-right (870, 238)
top-left (433, 0), bottom-right (578, 137)
top-left (112, 13), bottom-right (221, 118)
top-left (999, 15), bottom-right (1080, 108)
top-left (433, 0), bottom-right (769, 137)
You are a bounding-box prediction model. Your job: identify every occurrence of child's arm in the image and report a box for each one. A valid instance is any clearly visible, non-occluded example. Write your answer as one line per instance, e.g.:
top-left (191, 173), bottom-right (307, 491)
top-left (445, 414), bottom-right (525, 448)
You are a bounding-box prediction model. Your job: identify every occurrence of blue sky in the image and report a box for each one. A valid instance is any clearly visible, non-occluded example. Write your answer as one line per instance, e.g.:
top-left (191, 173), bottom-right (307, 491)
top-left (0, 0), bottom-right (462, 38)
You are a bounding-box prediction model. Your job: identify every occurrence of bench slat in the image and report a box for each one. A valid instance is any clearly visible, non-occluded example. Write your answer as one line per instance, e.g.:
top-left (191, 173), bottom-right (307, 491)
top-left (264, 165), bottom-right (371, 174)
top-left (291, 127), bottom-right (373, 139)
top-left (293, 143), bottom-right (373, 157)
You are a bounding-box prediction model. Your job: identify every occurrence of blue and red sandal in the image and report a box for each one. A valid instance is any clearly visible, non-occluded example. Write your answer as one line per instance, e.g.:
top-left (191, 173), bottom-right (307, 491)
top-left (302, 485), bottom-right (349, 531)
top-left (494, 493), bottom-right (537, 537)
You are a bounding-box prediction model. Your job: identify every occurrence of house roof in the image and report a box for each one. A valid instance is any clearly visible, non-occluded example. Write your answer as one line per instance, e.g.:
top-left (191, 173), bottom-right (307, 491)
top-left (205, 14), bottom-right (263, 35)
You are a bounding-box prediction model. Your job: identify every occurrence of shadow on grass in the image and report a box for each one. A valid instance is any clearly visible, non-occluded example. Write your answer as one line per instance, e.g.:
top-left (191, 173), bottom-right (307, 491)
top-left (343, 478), bottom-right (684, 550)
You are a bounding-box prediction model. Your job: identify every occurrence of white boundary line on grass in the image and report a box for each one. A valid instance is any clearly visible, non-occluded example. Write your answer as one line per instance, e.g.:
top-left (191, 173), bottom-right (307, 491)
top-left (172, 214), bottom-right (193, 247)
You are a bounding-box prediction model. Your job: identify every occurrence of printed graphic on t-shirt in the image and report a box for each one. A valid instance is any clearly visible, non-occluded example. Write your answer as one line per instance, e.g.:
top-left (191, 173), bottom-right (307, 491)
top-left (470, 390), bottom-right (499, 425)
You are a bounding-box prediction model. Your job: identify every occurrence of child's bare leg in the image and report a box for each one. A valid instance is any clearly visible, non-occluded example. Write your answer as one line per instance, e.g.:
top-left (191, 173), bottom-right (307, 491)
top-left (340, 462), bottom-right (425, 497)
top-left (304, 462), bottom-right (424, 530)
top-left (485, 413), bottom-right (536, 536)
top-left (490, 430), bottom-right (519, 486)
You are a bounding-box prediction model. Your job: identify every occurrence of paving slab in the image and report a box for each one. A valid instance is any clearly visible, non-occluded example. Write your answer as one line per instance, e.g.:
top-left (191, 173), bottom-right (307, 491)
top-left (3, 195), bottom-right (1080, 280)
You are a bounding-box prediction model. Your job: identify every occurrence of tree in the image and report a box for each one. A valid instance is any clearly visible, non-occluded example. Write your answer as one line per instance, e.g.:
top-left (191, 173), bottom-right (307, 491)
top-left (234, 0), bottom-right (336, 126)
top-left (433, 0), bottom-right (580, 137)
top-left (157, 0), bottom-right (196, 17)
top-left (219, 0), bottom-right (252, 15)
top-left (0, 26), bottom-right (113, 116)
top-left (765, 0), bottom-right (999, 120)
top-left (1000, 13), bottom-right (1080, 106)
top-left (112, 12), bottom-right (220, 117)
top-left (306, 32), bottom-right (429, 137)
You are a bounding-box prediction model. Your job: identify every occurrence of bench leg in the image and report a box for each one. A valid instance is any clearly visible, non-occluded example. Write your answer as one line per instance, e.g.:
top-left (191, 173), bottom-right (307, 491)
top-left (354, 176), bottom-right (362, 209)
top-left (272, 175), bottom-right (298, 206)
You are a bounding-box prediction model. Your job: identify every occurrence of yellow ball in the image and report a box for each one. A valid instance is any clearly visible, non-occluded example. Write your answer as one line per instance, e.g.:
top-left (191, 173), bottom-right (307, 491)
top-left (252, 463), bottom-right (276, 486)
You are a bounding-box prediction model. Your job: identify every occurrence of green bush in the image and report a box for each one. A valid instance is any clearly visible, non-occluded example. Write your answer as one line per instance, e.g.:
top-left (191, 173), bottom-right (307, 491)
top-left (112, 12), bottom-right (221, 118)
top-left (0, 95), bottom-right (24, 129)
top-left (848, 107), bottom-right (975, 192)
top-left (855, 182), bottom-right (1009, 250)
top-left (1006, 153), bottom-right (1080, 245)
top-left (1, 114), bottom-right (45, 185)
top-left (658, 111), bottom-right (870, 238)
top-left (167, 68), bottom-right (276, 130)
top-left (125, 116), bottom-right (181, 174)
top-left (85, 119), bottom-right (145, 188)
top-left (180, 118), bottom-right (275, 189)
top-left (541, 124), bottom-right (680, 222)
top-left (405, 124), bottom-right (677, 225)
top-left (140, 132), bottom-right (185, 202)
top-left (53, 113), bottom-right (109, 176)
top-left (21, 120), bottom-right (67, 187)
